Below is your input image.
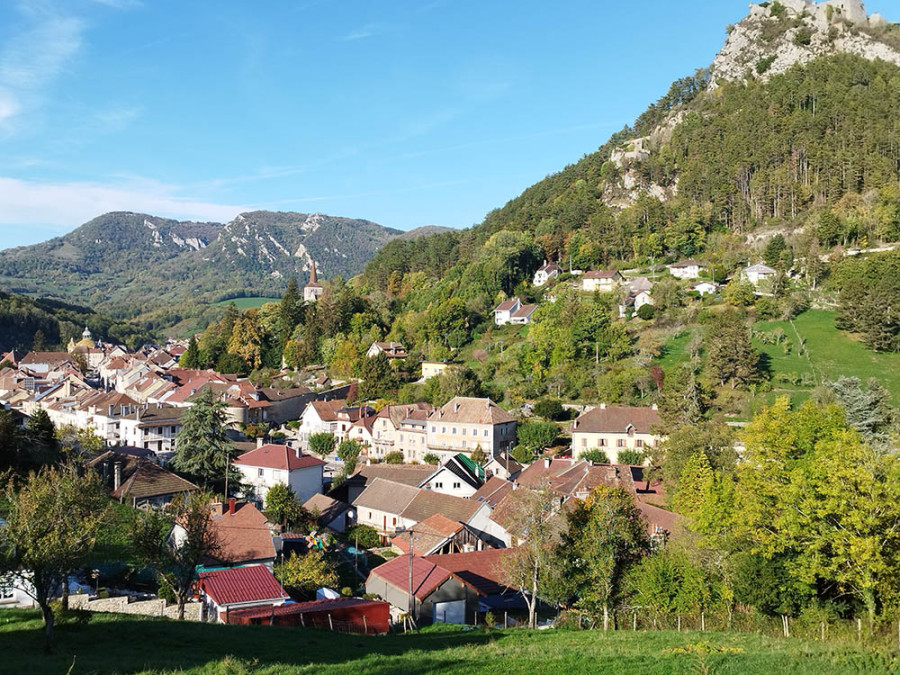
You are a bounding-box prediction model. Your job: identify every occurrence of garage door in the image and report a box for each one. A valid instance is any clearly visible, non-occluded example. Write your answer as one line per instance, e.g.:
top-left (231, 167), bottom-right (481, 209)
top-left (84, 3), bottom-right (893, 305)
top-left (432, 600), bottom-right (465, 625)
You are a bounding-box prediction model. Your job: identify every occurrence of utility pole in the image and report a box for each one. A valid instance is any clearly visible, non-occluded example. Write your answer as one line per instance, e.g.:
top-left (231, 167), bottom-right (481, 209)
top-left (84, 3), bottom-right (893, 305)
top-left (224, 454), bottom-right (230, 500)
top-left (407, 527), bottom-right (418, 630)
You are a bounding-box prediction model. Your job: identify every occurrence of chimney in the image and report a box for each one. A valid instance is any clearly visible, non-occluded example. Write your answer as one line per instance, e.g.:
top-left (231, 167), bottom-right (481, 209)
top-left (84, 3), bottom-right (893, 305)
top-left (228, 498), bottom-right (236, 515)
top-left (113, 462), bottom-right (122, 491)
top-left (599, 403), bottom-right (607, 409)
top-left (543, 458), bottom-right (551, 469)
top-left (454, 402), bottom-right (460, 413)
top-left (295, 447), bottom-right (301, 459)
top-left (257, 437), bottom-right (265, 448)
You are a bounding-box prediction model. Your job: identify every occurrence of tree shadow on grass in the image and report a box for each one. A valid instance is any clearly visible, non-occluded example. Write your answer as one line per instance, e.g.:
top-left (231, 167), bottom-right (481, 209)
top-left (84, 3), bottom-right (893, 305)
top-left (0, 610), bottom-right (510, 674)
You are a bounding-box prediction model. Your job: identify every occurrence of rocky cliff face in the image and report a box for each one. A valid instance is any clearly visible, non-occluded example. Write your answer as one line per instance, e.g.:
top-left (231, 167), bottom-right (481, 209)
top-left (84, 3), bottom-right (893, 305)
top-left (710, 0), bottom-right (899, 86)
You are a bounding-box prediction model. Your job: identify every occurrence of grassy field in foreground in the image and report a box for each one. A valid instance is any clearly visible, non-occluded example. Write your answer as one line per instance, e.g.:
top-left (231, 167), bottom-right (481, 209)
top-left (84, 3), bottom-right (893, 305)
top-left (0, 610), bottom-right (897, 674)
top-left (213, 297), bottom-right (281, 310)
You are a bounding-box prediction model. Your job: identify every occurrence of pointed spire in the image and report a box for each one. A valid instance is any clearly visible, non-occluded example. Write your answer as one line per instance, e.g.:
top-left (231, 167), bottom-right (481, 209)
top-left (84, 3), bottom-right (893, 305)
top-left (309, 259), bottom-right (318, 285)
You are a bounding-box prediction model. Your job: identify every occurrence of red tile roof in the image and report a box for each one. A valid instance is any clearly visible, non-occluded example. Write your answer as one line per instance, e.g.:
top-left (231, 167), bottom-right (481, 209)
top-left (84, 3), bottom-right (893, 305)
top-left (227, 597), bottom-right (383, 620)
top-left (234, 444), bottom-right (325, 471)
top-left (367, 555), bottom-right (482, 600)
top-left (583, 270), bottom-right (622, 280)
top-left (199, 565), bottom-right (288, 606)
top-left (422, 549), bottom-right (517, 596)
top-left (208, 502), bottom-right (276, 565)
top-left (471, 476), bottom-right (514, 507)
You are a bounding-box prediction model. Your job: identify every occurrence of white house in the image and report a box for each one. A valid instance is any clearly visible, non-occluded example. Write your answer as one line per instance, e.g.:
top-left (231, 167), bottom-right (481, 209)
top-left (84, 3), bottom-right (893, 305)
top-left (620, 290), bottom-right (654, 319)
top-left (582, 270), bottom-right (624, 293)
top-left (234, 443), bottom-right (325, 505)
top-left (418, 454), bottom-right (485, 498)
top-left (693, 281), bottom-right (718, 296)
top-left (533, 261), bottom-right (562, 287)
top-left (667, 259), bottom-right (705, 280)
top-left (366, 341), bottom-right (408, 359)
top-left (743, 263), bottom-right (777, 286)
top-left (297, 399), bottom-right (373, 443)
top-left (493, 298), bottom-right (538, 326)
top-left (118, 404), bottom-right (186, 453)
top-left (303, 260), bottom-right (325, 303)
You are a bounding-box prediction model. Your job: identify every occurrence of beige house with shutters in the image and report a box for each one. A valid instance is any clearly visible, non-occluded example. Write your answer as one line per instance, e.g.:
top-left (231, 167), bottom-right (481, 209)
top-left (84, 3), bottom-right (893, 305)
top-left (370, 403), bottom-right (433, 461)
top-left (425, 397), bottom-right (517, 463)
top-left (570, 404), bottom-right (664, 464)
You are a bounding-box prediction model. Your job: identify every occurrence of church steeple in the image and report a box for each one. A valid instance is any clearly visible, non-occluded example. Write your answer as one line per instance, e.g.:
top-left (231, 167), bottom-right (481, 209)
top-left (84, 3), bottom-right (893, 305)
top-left (303, 259), bottom-right (324, 303)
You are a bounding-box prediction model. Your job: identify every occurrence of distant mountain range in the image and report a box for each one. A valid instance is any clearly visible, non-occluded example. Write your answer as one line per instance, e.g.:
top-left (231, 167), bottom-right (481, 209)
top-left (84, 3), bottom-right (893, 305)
top-left (0, 211), bottom-right (450, 317)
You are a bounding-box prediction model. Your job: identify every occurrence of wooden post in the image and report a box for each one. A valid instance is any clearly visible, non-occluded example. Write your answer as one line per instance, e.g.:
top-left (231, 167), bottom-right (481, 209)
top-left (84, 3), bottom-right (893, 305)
top-left (632, 613), bottom-right (637, 631)
top-left (820, 621), bottom-right (825, 641)
top-left (270, 605), bottom-right (275, 625)
top-left (300, 613), bottom-right (305, 628)
top-left (363, 615), bottom-right (367, 634)
top-left (701, 612), bottom-right (705, 632)
top-left (677, 615), bottom-right (681, 632)
top-left (857, 618), bottom-right (862, 641)
top-left (329, 613), bottom-right (334, 631)
top-left (504, 611), bottom-right (508, 628)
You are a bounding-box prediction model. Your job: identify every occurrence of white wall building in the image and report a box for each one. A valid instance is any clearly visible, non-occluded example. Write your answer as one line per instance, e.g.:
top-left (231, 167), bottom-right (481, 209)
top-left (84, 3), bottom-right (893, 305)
top-left (234, 443), bottom-right (325, 505)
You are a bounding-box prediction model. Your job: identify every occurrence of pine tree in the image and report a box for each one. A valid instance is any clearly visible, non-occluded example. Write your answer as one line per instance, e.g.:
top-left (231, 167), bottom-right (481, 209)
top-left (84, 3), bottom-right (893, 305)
top-left (279, 277), bottom-right (302, 346)
top-left (23, 409), bottom-right (59, 471)
top-left (171, 388), bottom-right (237, 494)
top-left (180, 336), bottom-right (200, 369)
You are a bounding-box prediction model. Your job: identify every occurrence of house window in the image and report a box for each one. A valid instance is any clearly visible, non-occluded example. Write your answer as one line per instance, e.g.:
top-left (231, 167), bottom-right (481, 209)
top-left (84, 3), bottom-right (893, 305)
top-left (392, 518), bottom-right (397, 526)
top-left (452, 427), bottom-right (457, 435)
top-left (462, 441), bottom-right (467, 448)
top-left (617, 439), bottom-right (625, 448)
top-left (435, 482), bottom-right (443, 489)
top-left (400, 434), bottom-right (404, 442)
top-left (581, 438), bottom-right (587, 447)
top-left (462, 428), bottom-right (467, 436)
top-left (258, 469), bottom-right (264, 477)
top-left (636, 440), bottom-right (643, 448)
top-left (599, 439), bottom-right (607, 447)
top-left (483, 430), bottom-right (489, 437)
top-left (453, 482), bottom-right (461, 490)
top-left (441, 426), bottom-right (446, 434)
top-left (171, 426), bottom-right (177, 434)
top-left (431, 426), bottom-right (436, 433)
top-left (0, 582), bottom-right (12, 599)
top-left (369, 511), bottom-right (373, 519)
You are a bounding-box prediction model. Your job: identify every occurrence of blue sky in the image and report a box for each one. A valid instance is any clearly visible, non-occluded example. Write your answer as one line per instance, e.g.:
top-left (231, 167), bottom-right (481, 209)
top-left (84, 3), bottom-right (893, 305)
top-left (0, 0), bottom-right (896, 247)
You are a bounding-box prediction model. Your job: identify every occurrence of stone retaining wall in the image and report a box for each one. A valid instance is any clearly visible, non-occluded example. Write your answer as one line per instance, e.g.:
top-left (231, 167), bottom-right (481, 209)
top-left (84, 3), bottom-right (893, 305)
top-left (68, 594), bottom-right (202, 621)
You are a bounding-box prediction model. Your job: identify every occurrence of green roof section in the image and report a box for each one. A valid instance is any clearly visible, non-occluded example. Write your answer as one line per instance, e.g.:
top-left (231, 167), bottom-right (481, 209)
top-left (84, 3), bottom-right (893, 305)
top-left (456, 453), bottom-right (485, 481)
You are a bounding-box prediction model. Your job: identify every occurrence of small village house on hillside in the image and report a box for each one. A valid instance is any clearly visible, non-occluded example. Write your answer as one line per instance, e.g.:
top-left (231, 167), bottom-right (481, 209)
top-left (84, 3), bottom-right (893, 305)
top-left (532, 261), bottom-right (561, 286)
top-left (492, 298), bottom-right (537, 326)
top-left (581, 270), bottom-right (624, 293)
top-left (667, 259), bottom-right (705, 280)
top-left (570, 404), bottom-right (663, 464)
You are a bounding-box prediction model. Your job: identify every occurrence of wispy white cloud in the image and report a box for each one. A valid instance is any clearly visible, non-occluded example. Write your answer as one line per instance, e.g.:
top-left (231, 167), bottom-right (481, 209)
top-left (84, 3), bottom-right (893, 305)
top-left (86, 0), bottom-right (142, 8)
top-left (93, 105), bottom-right (142, 133)
top-left (0, 1), bottom-right (85, 133)
top-left (341, 22), bottom-right (392, 42)
top-left (0, 177), bottom-right (245, 238)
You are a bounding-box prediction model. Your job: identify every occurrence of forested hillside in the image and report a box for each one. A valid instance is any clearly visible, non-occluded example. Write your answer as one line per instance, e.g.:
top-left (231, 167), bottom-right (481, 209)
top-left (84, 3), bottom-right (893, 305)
top-left (0, 292), bottom-right (151, 352)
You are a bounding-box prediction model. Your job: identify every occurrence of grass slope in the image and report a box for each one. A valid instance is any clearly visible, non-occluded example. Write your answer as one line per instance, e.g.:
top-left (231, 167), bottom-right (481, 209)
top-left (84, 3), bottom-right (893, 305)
top-left (213, 297), bottom-right (281, 310)
top-left (0, 610), bottom-right (896, 674)
top-left (755, 310), bottom-right (900, 405)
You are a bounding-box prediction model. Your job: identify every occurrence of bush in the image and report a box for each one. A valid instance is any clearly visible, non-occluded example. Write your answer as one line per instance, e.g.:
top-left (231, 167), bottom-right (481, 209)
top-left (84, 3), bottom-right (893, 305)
top-left (347, 524), bottom-right (381, 549)
top-left (756, 55), bottom-right (777, 75)
top-left (383, 451), bottom-right (404, 464)
top-left (534, 399), bottom-right (564, 421)
top-left (617, 449), bottom-right (644, 465)
top-left (423, 453), bottom-right (440, 465)
top-left (755, 297), bottom-right (780, 320)
top-left (636, 304), bottom-right (656, 321)
top-left (793, 27), bottom-right (813, 46)
top-left (581, 449), bottom-right (610, 464)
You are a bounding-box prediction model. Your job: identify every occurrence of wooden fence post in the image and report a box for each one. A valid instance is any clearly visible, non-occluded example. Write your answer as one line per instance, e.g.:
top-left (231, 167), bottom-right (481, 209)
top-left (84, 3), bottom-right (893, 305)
top-left (857, 618), bottom-right (862, 641)
top-left (363, 615), bottom-right (368, 634)
top-left (300, 613), bottom-right (305, 628)
top-left (677, 615), bottom-right (681, 632)
top-left (504, 611), bottom-right (508, 628)
top-left (329, 613), bottom-right (334, 631)
top-left (701, 612), bottom-right (705, 632)
top-left (633, 613), bottom-right (637, 631)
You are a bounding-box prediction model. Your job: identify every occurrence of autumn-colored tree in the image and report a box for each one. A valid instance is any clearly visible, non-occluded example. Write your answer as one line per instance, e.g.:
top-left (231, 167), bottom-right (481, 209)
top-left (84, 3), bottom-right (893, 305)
top-left (276, 552), bottom-right (339, 600)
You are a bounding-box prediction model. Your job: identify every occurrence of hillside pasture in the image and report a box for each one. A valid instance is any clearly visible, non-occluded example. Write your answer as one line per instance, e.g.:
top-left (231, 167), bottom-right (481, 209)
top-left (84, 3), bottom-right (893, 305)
top-left (212, 297), bottom-right (281, 310)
